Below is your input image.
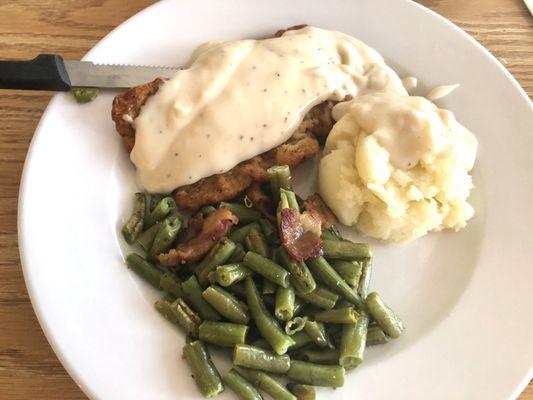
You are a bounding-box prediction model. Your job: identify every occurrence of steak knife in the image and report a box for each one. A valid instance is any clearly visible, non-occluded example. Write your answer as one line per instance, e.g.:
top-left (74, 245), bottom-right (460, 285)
top-left (0, 54), bottom-right (178, 91)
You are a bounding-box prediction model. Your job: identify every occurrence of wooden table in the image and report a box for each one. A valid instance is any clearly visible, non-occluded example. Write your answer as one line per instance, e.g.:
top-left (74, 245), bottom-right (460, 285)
top-left (0, 1), bottom-right (531, 398)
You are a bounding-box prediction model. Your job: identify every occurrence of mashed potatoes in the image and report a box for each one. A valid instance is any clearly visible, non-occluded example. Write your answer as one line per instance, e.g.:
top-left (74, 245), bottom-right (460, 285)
top-left (318, 93), bottom-right (477, 242)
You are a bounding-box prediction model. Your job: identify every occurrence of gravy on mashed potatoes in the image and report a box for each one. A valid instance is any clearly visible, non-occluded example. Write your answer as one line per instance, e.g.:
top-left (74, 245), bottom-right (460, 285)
top-left (318, 93), bottom-right (477, 242)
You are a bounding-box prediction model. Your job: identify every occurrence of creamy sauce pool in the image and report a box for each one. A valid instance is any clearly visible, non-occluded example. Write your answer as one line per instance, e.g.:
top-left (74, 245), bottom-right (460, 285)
top-left (131, 26), bottom-right (407, 193)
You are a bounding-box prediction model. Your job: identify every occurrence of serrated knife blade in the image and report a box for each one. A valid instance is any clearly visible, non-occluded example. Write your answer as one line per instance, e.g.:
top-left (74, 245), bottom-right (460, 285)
top-left (0, 54), bottom-right (179, 91)
top-left (64, 61), bottom-right (179, 88)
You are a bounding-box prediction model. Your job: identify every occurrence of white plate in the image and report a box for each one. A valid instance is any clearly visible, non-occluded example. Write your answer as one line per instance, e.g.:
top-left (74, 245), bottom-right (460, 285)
top-left (18, 0), bottom-right (533, 399)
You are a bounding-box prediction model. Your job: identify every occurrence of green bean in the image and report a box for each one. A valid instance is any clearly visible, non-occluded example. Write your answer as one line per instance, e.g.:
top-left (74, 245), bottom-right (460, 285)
top-left (228, 243), bottom-right (247, 263)
top-left (321, 225), bottom-right (342, 241)
top-left (320, 230), bottom-right (338, 241)
top-left (275, 286), bottom-right (295, 321)
top-left (277, 248), bottom-right (316, 294)
top-left (182, 340), bottom-right (224, 398)
top-left (267, 165), bottom-right (292, 204)
top-left (199, 321), bottom-right (248, 347)
top-left (122, 193), bottom-right (146, 244)
top-left (279, 188), bottom-right (300, 211)
top-left (277, 190), bottom-right (290, 217)
top-left (329, 260), bottom-right (363, 288)
top-left (322, 240), bottom-right (371, 261)
top-left (339, 311), bottom-right (369, 369)
top-left (285, 316), bottom-right (307, 335)
top-left (295, 286), bottom-right (338, 310)
top-left (244, 227), bottom-right (270, 258)
top-left (171, 298), bottom-right (201, 337)
top-left (358, 260), bottom-right (372, 299)
top-left (306, 257), bottom-right (364, 308)
top-left (223, 369), bottom-right (263, 400)
top-left (315, 307), bottom-right (359, 324)
top-left (155, 298), bottom-right (178, 323)
top-left (160, 272), bottom-right (184, 298)
top-left (288, 331), bottom-right (313, 352)
top-left (220, 202), bottom-right (261, 224)
top-left (125, 253), bottom-right (162, 289)
top-left (366, 324), bottom-right (390, 346)
top-left (334, 299), bottom-right (352, 309)
top-left (154, 298), bottom-right (202, 337)
top-left (149, 213), bottom-right (182, 257)
top-left (182, 276), bottom-right (222, 321)
top-left (286, 383), bottom-right (315, 400)
top-left (365, 292), bottom-right (404, 338)
top-left (136, 222), bottom-right (161, 252)
top-left (148, 194), bottom-right (164, 212)
top-left (72, 87), bottom-right (99, 103)
top-left (241, 368), bottom-right (297, 400)
top-left (145, 196), bottom-right (175, 228)
top-left (245, 278), bottom-right (295, 355)
top-left (243, 252), bottom-right (290, 288)
top-left (201, 205), bottom-right (217, 216)
top-left (287, 361), bottom-right (344, 387)
top-left (230, 222), bottom-right (261, 244)
top-left (213, 263), bottom-right (251, 287)
top-left (233, 344), bottom-right (290, 374)
top-left (196, 237), bottom-right (237, 286)
top-left (299, 349), bottom-right (339, 365)
top-left (262, 279), bottom-right (277, 295)
top-left (258, 218), bottom-right (279, 245)
top-left (303, 321), bottom-right (329, 348)
top-left (202, 285), bottom-right (249, 324)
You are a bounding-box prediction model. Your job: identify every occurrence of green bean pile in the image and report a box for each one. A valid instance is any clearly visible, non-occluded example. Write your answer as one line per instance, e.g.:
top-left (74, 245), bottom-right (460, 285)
top-left (122, 165), bottom-right (404, 399)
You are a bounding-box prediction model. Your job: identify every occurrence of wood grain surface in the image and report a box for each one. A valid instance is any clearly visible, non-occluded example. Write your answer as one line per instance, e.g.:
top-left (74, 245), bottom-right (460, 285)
top-left (0, 1), bottom-right (531, 399)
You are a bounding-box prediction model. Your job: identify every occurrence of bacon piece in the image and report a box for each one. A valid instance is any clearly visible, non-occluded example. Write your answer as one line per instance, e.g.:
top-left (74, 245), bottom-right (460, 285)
top-left (303, 194), bottom-right (338, 229)
top-left (178, 212), bottom-right (204, 243)
top-left (279, 208), bottom-right (323, 262)
top-left (158, 208), bottom-right (238, 267)
top-left (246, 183), bottom-right (276, 222)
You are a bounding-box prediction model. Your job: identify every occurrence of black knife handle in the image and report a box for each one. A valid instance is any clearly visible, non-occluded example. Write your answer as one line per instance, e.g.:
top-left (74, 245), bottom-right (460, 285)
top-left (0, 54), bottom-right (71, 91)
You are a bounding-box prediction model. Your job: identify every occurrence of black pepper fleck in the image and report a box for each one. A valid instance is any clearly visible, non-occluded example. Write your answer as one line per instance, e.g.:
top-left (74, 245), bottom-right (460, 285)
top-left (239, 135), bottom-right (244, 140)
top-left (206, 134), bottom-right (211, 138)
top-left (275, 72), bottom-right (280, 77)
top-left (263, 88), bottom-right (267, 92)
top-left (250, 137), bottom-right (254, 141)
top-left (262, 124), bottom-right (267, 128)
top-left (188, 176), bottom-right (192, 180)
top-left (301, 89), bottom-right (306, 93)
top-left (252, 65), bottom-right (257, 70)
top-left (174, 152), bottom-right (179, 156)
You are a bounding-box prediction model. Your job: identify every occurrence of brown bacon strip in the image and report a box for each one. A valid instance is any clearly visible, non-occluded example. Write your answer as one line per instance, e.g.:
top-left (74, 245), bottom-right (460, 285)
top-left (303, 194), bottom-right (338, 229)
top-left (279, 208), bottom-right (323, 262)
top-left (158, 208), bottom-right (238, 267)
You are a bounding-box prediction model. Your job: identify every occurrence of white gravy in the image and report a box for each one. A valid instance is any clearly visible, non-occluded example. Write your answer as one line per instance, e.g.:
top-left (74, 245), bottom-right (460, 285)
top-left (130, 26), bottom-right (406, 193)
